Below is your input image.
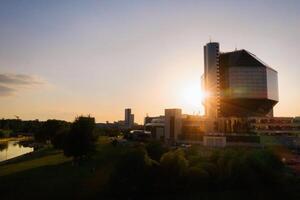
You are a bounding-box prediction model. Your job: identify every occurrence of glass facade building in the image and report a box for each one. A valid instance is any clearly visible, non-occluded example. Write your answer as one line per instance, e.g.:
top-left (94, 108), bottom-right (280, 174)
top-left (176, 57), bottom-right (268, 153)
top-left (229, 67), bottom-right (267, 99)
top-left (204, 42), bottom-right (279, 118)
top-left (266, 68), bottom-right (279, 101)
top-left (228, 66), bottom-right (278, 102)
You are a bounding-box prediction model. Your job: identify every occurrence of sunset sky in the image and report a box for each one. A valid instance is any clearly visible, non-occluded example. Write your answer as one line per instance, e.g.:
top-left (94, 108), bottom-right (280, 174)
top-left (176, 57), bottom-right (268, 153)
top-left (0, 0), bottom-right (299, 123)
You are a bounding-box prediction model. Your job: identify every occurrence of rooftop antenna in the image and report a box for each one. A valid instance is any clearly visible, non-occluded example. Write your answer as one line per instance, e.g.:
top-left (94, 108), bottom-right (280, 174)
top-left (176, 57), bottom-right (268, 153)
top-left (235, 44), bottom-right (237, 51)
top-left (209, 35), bottom-right (212, 43)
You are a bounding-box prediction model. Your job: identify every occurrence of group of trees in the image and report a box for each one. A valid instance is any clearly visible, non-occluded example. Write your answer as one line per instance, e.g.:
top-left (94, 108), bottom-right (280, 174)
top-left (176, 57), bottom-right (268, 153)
top-left (0, 116), bottom-right (97, 160)
top-left (106, 143), bottom-right (300, 199)
top-left (0, 129), bottom-right (11, 138)
top-left (0, 119), bottom-right (41, 136)
top-left (27, 117), bottom-right (97, 161)
top-left (34, 120), bottom-right (70, 146)
top-left (45, 116), bottom-right (97, 161)
top-left (95, 127), bottom-right (121, 137)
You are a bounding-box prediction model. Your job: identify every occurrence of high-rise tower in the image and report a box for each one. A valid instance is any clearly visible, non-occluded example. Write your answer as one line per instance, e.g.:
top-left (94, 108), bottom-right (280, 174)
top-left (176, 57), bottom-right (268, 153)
top-left (204, 42), bottom-right (220, 118)
top-left (125, 108), bottom-right (134, 128)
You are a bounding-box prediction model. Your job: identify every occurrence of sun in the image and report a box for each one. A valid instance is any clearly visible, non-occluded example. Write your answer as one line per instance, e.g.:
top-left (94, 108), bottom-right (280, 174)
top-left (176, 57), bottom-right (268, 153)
top-left (178, 80), bottom-right (205, 115)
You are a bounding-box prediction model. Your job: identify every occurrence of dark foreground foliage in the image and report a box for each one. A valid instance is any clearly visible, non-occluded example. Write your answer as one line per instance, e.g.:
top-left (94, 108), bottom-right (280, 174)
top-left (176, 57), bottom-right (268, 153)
top-left (105, 146), bottom-right (300, 200)
top-left (1, 139), bottom-right (300, 200)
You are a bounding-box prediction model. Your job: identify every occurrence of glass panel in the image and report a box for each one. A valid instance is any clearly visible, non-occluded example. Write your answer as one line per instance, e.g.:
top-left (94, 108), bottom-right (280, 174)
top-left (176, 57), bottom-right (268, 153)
top-left (228, 67), bottom-right (268, 98)
top-left (266, 68), bottom-right (279, 101)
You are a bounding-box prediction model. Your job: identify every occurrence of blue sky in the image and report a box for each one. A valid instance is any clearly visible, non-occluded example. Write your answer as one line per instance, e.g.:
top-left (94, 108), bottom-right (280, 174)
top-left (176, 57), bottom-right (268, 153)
top-left (0, 0), bottom-right (299, 123)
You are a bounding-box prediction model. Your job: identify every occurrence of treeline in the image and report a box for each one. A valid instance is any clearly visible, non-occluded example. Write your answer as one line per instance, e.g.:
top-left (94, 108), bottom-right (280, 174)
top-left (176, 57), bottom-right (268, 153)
top-left (0, 117), bottom-right (100, 161)
top-left (104, 143), bottom-right (300, 200)
top-left (35, 116), bottom-right (98, 161)
top-left (0, 118), bottom-right (122, 139)
top-left (0, 119), bottom-right (41, 137)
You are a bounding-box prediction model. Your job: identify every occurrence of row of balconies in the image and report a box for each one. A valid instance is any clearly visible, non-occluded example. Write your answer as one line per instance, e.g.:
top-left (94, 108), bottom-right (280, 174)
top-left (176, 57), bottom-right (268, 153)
top-left (252, 125), bottom-right (300, 131)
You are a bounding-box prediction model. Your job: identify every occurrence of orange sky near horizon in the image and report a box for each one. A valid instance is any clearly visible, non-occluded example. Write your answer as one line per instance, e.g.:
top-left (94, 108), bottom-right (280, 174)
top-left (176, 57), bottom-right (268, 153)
top-left (0, 1), bottom-right (299, 124)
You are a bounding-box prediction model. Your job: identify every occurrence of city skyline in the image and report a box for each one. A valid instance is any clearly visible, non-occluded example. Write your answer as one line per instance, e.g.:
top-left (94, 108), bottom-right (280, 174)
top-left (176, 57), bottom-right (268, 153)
top-left (0, 0), bottom-right (300, 123)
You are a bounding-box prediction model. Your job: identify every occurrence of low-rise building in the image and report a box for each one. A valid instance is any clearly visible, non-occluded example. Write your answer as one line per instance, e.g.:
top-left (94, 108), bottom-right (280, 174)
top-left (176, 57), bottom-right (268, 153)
top-left (143, 109), bottom-right (300, 147)
top-left (178, 115), bottom-right (205, 141)
top-left (164, 109), bottom-right (182, 144)
top-left (144, 116), bottom-right (164, 140)
top-left (248, 117), bottom-right (300, 135)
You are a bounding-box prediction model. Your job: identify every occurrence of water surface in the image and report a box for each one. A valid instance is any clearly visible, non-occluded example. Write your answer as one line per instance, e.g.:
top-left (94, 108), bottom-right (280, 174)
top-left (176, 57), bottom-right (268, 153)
top-left (0, 140), bottom-right (33, 162)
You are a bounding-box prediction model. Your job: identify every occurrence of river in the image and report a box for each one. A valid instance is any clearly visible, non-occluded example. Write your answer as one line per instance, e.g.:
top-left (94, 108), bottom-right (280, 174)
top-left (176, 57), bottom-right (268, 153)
top-left (0, 140), bottom-right (34, 162)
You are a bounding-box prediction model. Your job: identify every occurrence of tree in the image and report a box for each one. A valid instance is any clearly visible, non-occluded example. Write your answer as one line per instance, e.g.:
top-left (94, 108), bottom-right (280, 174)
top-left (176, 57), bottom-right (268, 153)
top-left (51, 128), bottom-right (69, 149)
top-left (35, 119), bottom-right (69, 143)
top-left (0, 130), bottom-right (11, 138)
top-left (63, 116), bottom-right (97, 161)
top-left (107, 147), bottom-right (156, 198)
top-left (160, 149), bottom-right (189, 177)
top-left (146, 140), bottom-right (167, 161)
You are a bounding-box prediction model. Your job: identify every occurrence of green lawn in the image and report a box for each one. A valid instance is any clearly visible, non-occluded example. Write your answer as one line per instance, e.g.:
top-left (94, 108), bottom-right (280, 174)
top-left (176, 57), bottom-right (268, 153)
top-left (0, 149), bottom-right (70, 176)
top-left (0, 136), bottom-right (122, 199)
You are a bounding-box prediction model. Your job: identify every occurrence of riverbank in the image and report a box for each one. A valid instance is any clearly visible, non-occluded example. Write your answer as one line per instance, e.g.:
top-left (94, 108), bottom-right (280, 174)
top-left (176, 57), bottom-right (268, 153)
top-left (0, 136), bottom-right (114, 199)
top-left (0, 139), bottom-right (35, 163)
top-left (0, 136), bottom-right (33, 143)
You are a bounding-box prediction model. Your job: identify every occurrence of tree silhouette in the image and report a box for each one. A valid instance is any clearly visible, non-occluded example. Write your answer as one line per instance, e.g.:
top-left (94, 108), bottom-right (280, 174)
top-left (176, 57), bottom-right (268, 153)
top-left (63, 116), bottom-right (97, 162)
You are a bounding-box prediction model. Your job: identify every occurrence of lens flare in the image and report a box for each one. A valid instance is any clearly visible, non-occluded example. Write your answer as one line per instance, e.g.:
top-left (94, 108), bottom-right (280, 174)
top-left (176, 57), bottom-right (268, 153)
top-left (179, 80), bottom-right (205, 115)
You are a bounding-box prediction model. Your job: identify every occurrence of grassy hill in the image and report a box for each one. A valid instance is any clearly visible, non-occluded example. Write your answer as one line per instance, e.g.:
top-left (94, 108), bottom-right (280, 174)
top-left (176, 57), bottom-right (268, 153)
top-left (0, 136), bottom-right (120, 199)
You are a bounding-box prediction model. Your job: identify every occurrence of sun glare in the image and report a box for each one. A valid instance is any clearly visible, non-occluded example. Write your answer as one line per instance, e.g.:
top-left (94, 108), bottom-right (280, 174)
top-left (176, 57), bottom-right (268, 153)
top-left (179, 80), bottom-right (205, 115)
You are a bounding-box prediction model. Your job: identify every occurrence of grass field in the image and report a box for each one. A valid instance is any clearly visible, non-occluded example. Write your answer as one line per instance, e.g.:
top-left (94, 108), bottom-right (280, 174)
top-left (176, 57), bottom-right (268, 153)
top-left (0, 136), bottom-right (123, 199)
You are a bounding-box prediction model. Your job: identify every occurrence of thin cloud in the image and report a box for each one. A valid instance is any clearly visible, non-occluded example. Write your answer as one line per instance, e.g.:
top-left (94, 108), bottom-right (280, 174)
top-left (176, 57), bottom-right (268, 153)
top-left (0, 73), bottom-right (45, 97)
top-left (0, 85), bottom-right (15, 96)
top-left (0, 73), bottom-right (43, 85)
